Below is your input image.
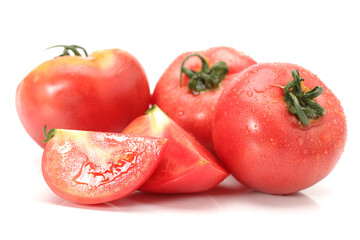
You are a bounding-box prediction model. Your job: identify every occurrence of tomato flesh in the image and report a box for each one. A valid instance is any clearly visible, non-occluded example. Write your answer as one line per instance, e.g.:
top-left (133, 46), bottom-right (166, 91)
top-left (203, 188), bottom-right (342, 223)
top-left (42, 130), bottom-right (167, 204)
top-left (123, 106), bottom-right (229, 193)
top-left (213, 63), bottom-right (347, 194)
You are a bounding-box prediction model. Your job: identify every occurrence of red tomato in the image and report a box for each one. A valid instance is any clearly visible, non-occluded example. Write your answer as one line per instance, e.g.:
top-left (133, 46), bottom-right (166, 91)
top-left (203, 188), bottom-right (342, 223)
top-left (42, 129), bottom-right (167, 204)
top-left (123, 105), bottom-right (229, 193)
top-left (16, 45), bottom-right (150, 148)
top-left (213, 63), bottom-right (347, 194)
top-left (152, 46), bottom-right (256, 151)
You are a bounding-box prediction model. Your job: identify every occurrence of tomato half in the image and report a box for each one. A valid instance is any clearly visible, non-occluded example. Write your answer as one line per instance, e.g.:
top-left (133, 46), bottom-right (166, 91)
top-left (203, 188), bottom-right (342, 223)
top-left (42, 129), bottom-right (167, 204)
top-left (152, 46), bottom-right (256, 151)
top-left (16, 45), bottom-right (150, 148)
top-left (213, 63), bottom-right (347, 194)
top-left (123, 106), bottom-right (229, 193)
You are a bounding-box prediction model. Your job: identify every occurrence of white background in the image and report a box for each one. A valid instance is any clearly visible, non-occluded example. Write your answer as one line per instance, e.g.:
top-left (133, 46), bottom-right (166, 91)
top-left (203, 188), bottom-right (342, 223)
top-left (1, 0), bottom-right (359, 239)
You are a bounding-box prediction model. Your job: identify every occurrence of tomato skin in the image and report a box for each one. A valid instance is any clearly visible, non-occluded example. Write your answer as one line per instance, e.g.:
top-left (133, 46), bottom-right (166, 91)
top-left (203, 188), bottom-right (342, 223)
top-left (213, 63), bottom-right (347, 194)
top-left (42, 130), bottom-right (167, 204)
top-left (16, 49), bottom-right (150, 148)
top-left (123, 106), bottom-right (229, 193)
top-left (152, 46), bottom-right (256, 151)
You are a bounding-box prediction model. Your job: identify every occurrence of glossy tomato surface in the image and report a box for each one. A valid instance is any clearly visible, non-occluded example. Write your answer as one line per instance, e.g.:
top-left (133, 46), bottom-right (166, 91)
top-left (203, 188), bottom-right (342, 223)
top-left (16, 48), bottom-right (150, 148)
top-left (42, 129), bottom-right (167, 204)
top-left (213, 63), bottom-right (347, 194)
top-left (123, 106), bottom-right (229, 193)
top-left (152, 46), bottom-right (256, 151)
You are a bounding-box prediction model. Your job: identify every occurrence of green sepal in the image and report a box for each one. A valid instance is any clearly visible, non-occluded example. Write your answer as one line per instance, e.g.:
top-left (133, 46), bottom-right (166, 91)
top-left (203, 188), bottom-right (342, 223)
top-left (283, 70), bottom-right (326, 126)
top-left (43, 125), bottom-right (57, 143)
top-left (47, 45), bottom-right (88, 57)
top-left (180, 54), bottom-right (229, 94)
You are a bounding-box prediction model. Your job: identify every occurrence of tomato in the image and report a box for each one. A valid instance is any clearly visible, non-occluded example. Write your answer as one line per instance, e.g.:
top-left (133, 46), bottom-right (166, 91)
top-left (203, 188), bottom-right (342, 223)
top-left (123, 105), bottom-right (229, 193)
top-left (152, 46), bottom-right (256, 151)
top-left (213, 63), bottom-right (347, 195)
top-left (16, 45), bottom-right (150, 148)
top-left (42, 128), bottom-right (167, 204)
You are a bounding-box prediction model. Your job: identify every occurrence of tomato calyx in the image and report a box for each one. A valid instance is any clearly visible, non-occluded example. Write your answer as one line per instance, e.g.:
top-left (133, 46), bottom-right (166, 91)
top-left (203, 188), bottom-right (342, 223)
top-left (47, 45), bottom-right (88, 58)
top-left (282, 70), bottom-right (326, 126)
top-left (180, 54), bottom-right (229, 94)
top-left (43, 125), bottom-right (57, 143)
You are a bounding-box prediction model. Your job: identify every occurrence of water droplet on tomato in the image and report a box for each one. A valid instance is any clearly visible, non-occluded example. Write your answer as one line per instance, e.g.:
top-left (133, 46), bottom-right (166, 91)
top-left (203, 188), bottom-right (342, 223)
top-left (296, 136), bottom-right (304, 146)
top-left (177, 107), bottom-right (185, 117)
top-left (316, 154), bottom-right (320, 160)
top-left (246, 91), bottom-right (253, 97)
top-left (327, 100), bottom-right (333, 106)
top-left (252, 68), bottom-right (275, 93)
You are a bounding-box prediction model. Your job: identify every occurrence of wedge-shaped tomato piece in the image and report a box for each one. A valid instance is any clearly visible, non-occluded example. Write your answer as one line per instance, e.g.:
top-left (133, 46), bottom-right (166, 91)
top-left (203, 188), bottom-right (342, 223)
top-left (42, 129), bottom-right (167, 204)
top-left (123, 106), bottom-right (229, 193)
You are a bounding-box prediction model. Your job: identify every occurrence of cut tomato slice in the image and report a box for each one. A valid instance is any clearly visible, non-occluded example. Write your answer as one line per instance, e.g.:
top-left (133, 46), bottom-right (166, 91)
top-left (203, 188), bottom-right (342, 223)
top-left (42, 129), bottom-right (167, 204)
top-left (123, 106), bottom-right (229, 193)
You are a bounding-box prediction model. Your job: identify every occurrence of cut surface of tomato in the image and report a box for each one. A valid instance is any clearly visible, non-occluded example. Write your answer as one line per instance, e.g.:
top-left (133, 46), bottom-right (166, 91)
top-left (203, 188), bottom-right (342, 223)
top-left (42, 129), bottom-right (167, 204)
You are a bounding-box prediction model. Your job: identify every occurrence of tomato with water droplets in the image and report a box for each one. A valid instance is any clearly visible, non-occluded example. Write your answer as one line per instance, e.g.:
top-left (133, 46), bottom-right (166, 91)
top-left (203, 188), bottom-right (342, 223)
top-left (42, 129), bottom-right (167, 204)
top-left (152, 46), bottom-right (256, 152)
top-left (123, 106), bottom-right (229, 193)
top-left (213, 63), bottom-right (347, 194)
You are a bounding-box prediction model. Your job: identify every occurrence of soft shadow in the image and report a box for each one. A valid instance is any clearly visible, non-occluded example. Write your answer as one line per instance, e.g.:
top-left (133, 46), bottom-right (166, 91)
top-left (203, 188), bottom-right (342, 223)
top-left (39, 176), bottom-right (320, 212)
top-left (241, 190), bottom-right (320, 210)
top-left (108, 181), bottom-right (250, 212)
top-left (39, 176), bottom-right (249, 212)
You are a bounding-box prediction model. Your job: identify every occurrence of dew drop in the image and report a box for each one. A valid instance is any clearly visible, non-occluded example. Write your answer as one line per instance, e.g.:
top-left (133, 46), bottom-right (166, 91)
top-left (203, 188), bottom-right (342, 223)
top-left (296, 136), bottom-right (304, 146)
top-left (177, 107), bottom-right (185, 117)
top-left (327, 100), bottom-right (333, 106)
top-left (246, 91), bottom-right (254, 97)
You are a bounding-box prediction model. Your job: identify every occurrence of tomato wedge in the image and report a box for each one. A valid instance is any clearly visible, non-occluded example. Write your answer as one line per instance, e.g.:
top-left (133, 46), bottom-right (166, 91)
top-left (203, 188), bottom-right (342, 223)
top-left (123, 106), bottom-right (229, 193)
top-left (42, 129), bottom-right (167, 204)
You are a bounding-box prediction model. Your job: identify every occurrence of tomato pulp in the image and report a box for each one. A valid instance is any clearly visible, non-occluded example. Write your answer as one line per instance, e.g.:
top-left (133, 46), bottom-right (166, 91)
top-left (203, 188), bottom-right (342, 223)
top-left (42, 129), bottom-right (167, 204)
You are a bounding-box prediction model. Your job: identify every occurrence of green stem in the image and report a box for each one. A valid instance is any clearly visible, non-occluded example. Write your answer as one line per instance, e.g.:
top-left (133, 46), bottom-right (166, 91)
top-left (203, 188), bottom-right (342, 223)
top-left (180, 54), bottom-right (229, 94)
top-left (283, 70), bottom-right (326, 126)
top-left (47, 45), bottom-right (88, 57)
top-left (43, 125), bottom-right (57, 143)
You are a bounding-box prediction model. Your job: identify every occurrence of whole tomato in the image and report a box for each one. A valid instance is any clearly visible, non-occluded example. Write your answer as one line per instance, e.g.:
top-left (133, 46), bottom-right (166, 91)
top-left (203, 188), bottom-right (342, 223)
top-left (213, 63), bottom-right (347, 194)
top-left (152, 46), bottom-right (256, 151)
top-left (16, 45), bottom-right (150, 148)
